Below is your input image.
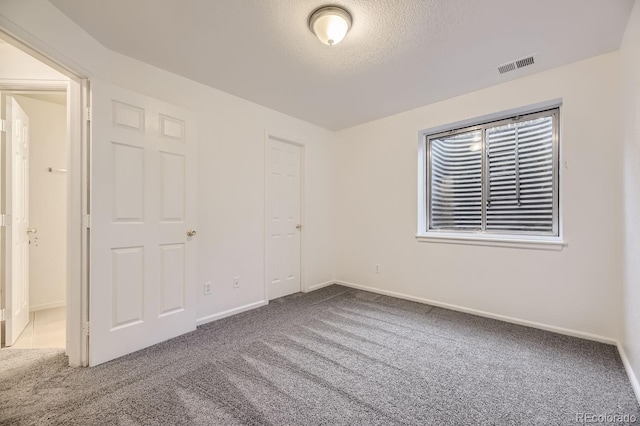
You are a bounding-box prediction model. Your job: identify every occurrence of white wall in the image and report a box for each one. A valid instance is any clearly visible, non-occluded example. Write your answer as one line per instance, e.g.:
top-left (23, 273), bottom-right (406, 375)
top-left (621, 0), bottom-right (640, 398)
top-left (0, 1), bottom-right (336, 322)
top-left (335, 52), bottom-right (623, 340)
top-left (0, 40), bottom-right (66, 80)
top-left (13, 94), bottom-right (67, 311)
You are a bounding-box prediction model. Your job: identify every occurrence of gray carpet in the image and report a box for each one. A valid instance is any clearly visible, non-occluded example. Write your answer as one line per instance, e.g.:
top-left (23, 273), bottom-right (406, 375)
top-left (1, 285), bottom-right (638, 425)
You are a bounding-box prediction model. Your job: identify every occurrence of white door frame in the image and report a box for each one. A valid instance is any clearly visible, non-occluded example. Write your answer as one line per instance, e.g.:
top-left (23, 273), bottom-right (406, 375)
top-left (263, 130), bottom-right (306, 302)
top-left (0, 25), bottom-right (89, 367)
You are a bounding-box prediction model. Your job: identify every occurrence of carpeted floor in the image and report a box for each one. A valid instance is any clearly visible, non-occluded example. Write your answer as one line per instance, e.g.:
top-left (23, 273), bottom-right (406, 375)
top-left (1, 285), bottom-right (638, 425)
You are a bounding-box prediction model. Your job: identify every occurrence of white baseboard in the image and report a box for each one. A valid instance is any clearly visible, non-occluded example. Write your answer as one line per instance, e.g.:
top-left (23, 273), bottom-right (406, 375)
top-left (30, 301), bottom-right (65, 312)
top-left (196, 281), bottom-right (335, 327)
top-left (617, 342), bottom-right (640, 405)
top-left (334, 280), bottom-right (617, 345)
top-left (196, 300), bottom-right (268, 327)
top-left (306, 280), bottom-right (336, 292)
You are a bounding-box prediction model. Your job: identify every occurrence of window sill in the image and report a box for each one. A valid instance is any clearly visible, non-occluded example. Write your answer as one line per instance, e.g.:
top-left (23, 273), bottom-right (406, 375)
top-left (415, 233), bottom-right (566, 251)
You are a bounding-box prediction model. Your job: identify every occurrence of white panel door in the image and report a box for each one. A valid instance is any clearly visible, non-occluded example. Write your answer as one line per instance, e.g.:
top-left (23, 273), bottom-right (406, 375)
top-left (90, 80), bottom-right (197, 366)
top-left (266, 137), bottom-right (301, 300)
top-left (2, 95), bottom-right (30, 346)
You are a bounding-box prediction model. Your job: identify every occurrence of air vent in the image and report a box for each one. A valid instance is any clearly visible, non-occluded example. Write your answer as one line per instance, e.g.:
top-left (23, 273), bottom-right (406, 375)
top-left (498, 63), bottom-right (516, 74)
top-left (497, 55), bottom-right (536, 75)
top-left (515, 56), bottom-right (535, 69)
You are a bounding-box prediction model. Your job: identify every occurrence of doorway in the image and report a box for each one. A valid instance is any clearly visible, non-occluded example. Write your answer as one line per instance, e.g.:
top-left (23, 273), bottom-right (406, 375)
top-left (265, 134), bottom-right (303, 301)
top-left (0, 33), bottom-right (88, 366)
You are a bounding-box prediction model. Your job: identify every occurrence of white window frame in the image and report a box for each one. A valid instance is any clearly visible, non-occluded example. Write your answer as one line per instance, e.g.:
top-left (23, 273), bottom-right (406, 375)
top-left (417, 100), bottom-right (565, 250)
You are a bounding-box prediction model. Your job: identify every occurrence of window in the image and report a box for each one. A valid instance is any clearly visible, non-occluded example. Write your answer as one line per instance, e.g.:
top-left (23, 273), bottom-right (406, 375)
top-left (423, 108), bottom-right (560, 241)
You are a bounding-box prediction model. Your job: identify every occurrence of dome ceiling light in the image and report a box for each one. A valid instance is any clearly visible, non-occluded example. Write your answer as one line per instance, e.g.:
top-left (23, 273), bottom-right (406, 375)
top-left (308, 6), bottom-right (352, 46)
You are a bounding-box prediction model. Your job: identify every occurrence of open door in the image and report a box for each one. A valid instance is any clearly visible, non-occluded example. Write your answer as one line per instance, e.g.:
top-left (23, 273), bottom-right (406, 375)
top-left (1, 95), bottom-right (30, 346)
top-left (89, 80), bottom-right (197, 366)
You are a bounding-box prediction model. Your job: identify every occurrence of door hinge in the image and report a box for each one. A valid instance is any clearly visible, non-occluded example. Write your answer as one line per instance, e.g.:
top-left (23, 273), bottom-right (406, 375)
top-left (82, 321), bottom-right (90, 336)
top-left (84, 107), bottom-right (91, 122)
top-left (0, 214), bottom-right (9, 227)
top-left (82, 214), bottom-right (91, 229)
top-left (0, 308), bottom-right (5, 321)
top-left (0, 119), bottom-right (6, 133)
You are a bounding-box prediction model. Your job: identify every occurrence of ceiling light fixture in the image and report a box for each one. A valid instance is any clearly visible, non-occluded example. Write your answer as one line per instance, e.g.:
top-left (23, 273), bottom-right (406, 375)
top-left (309, 6), bottom-right (352, 46)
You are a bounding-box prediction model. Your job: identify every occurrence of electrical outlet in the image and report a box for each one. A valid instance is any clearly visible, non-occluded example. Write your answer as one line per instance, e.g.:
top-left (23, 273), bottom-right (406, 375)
top-left (233, 276), bottom-right (240, 289)
top-left (375, 264), bottom-right (381, 274)
top-left (204, 282), bottom-right (213, 295)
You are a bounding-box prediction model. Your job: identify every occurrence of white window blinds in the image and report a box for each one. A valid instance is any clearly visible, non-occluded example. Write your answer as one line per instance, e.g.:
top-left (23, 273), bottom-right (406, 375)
top-left (486, 116), bottom-right (554, 232)
top-left (427, 108), bottom-right (558, 237)
top-left (430, 131), bottom-right (482, 230)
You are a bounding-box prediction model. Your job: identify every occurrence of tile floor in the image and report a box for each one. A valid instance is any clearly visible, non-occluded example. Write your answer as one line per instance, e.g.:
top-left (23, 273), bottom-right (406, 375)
top-left (8, 307), bottom-right (66, 349)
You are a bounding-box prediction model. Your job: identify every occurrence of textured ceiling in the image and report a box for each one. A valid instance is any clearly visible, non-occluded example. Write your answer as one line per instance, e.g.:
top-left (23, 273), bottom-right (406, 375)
top-left (50, 0), bottom-right (634, 130)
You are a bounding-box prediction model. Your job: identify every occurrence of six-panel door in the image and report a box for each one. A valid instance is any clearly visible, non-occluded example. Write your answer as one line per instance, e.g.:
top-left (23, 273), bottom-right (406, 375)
top-left (89, 81), bottom-right (197, 366)
top-left (3, 95), bottom-right (30, 346)
top-left (266, 137), bottom-right (302, 300)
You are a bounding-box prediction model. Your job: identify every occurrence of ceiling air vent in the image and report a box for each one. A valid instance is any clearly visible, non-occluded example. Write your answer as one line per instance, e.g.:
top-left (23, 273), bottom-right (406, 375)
top-left (515, 56), bottom-right (535, 69)
top-left (498, 63), bottom-right (516, 74)
top-left (497, 55), bottom-right (536, 75)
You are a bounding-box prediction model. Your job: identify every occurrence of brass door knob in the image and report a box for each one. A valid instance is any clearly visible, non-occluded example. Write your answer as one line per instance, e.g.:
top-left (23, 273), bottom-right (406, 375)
top-left (27, 227), bottom-right (38, 234)
top-left (186, 229), bottom-right (197, 237)
top-left (296, 224), bottom-right (302, 230)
